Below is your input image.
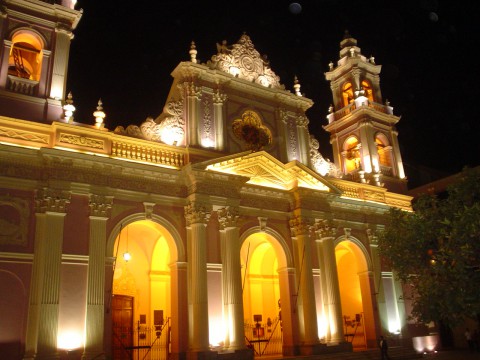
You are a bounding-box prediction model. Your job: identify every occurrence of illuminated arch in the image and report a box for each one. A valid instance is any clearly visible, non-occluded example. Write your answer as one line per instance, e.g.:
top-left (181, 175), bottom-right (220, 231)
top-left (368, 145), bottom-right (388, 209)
top-left (8, 29), bottom-right (46, 81)
top-left (361, 80), bottom-right (374, 102)
top-left (335, 235), bottom-right (378, 349)
top-left (342, 82), bottom-right (354, 107)
top-left (107, 213), bottom-right (185, 263)
top-left (343, 135), bottom-right (360, 173)
top-left (375, 133), bottom-right (392, 168)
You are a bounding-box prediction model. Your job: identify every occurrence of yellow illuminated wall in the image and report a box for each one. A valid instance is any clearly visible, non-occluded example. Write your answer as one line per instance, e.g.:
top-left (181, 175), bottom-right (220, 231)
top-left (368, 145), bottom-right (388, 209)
top-left (241, 233), bottom-right (281, 326)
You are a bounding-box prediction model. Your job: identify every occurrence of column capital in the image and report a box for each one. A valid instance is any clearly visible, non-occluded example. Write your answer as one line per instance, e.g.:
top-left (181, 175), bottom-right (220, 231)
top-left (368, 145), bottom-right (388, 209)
top-left (289, 215), bottom-right (312, 237)
top-left (217, 206), bottom-right (239, 230)
top-left (184, 201), bottom-right (211, 226)
top-left (89, 194), bottom-right (113, 218)
top-left (213, 90), bottom-right (227, 104)
top-left (182, 81), bottom-right (202, 98)
top-left (296, 115), bottom-right (309, 128)
top-left (312, 218), bottom-right (336, 240)
top-left (35, 188), bottom-right (70, 213)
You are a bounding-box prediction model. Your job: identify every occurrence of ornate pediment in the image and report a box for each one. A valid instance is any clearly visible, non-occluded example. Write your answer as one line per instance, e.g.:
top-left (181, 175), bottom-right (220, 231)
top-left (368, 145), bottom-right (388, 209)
top-left (201, 151), bottom-right (340, 193)
top-left (207, 34), bottom-right (283, 89)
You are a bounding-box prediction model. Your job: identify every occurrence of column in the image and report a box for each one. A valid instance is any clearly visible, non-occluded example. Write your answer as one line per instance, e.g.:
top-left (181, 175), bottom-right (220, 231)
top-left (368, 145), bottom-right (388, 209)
top-left (213, 91), bottom-right (227, 151)
top-left (82, 195), bottom-right (113, 360)
top-left (49, 26), bottom-right (73, 100)
top-left (313, 220), bottom-right (344, 344)
top-left (290, 215), bottom-right (319, 346)
top-left (295, 116), bottom-right (310, 166)
top-left (218, 207), bottom-right (245, 351)
top-left (390, 129), bottom-right (406, 179)
top-left (184, 82), bottom-right (202, 146)
top-left (184, 202), bottom-right (211, 353)
top-left (24, 188), bottom-right (70, 360)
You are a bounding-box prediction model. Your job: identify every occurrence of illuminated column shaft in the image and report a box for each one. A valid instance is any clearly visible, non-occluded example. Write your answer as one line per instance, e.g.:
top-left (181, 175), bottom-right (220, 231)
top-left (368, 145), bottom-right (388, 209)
top-left (296, 117), bottom-right (310, 166)
top-left (83, 202), bottom-right (110, 360)
top-left (24, 190), bottom-right (69, 360)
top-left (0, 40), bottom-right (12, 89)
top-left (49, 27), bottom-right (72, 100)
top-left (221, 226), bottom-right (245, 350)
top-left (290, 217), bottom-right (319, 345)
top-left (185, 202), bottom-right (210, 352)
top-left (213, 92), bottom-right (226, 151)
top-left (185, 83), bottom-right (201, 146)
top-left (36, 212), bottom-right (66, 358)
top-left (358, 120), bottom-right (374, 173)
top-left (390, 129), bottom-right (405, 179)
top-left (319, 236), bottom-right (344, 343)
top-left (315, 238), bottom-right (331, 341)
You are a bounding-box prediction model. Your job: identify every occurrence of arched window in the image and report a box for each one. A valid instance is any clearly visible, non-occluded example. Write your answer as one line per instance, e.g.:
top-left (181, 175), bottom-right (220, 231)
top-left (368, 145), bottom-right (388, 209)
top-left (361, 80), bottom-right (374, 102)
top-left (343, 136), bottom-right (360, 173)
top-left (375, 133), bottom-right (391, 168)
top-left (342, 82), bottom-right (354, 107)
top-left (8, 31), bottom-right (44, 81)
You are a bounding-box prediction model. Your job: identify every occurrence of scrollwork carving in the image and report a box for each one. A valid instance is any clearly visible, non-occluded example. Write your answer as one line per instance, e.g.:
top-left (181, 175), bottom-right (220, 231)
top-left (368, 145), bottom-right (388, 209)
top-left (89, 194), bottom-right (113, 218)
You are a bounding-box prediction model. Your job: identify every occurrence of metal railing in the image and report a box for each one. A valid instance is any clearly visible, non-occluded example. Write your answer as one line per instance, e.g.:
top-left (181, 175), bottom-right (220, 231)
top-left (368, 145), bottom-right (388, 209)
top-left (244, 317), bottom-right (283, 356)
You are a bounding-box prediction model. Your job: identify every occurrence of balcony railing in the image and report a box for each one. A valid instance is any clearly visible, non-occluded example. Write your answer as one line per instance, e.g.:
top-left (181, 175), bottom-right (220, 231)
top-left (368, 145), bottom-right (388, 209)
top-left (7, 75), bottom-right (38, 96)
top-left (328, 99), bottom-right (392, 123)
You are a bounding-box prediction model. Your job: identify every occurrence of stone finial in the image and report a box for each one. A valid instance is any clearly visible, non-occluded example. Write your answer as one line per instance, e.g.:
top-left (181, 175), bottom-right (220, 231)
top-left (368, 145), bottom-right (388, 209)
top-left (328, 61), bottom-right (334, 71)
top-left (93, 99), bottom-right (106, 129)
top-left (349, 47), bottom-right (355, 57)
top-left (63, 91), bottom-right (75, 123)
top-left (293, 76), bottom-right (302, 96)
top-left (189, 41), bottom-right (197, 63)
top-left (328, 104), bottom-right (334, 113)
top-left (369, 56), bottom-right (375, 65)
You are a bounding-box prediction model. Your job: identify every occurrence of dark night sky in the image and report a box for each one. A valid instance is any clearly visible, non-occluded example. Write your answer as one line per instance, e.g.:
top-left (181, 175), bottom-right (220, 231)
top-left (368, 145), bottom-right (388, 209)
top-left (67, 0), bottom-right (480, 188)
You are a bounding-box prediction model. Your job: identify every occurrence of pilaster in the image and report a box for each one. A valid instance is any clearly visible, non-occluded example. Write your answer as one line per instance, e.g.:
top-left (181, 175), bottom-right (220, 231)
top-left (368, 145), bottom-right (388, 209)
top-left (24, 188), bottom-right (70, 360)
top-left (184, 201), bottom-right (211, 354)
top-left (213, 90), bottom-right (227, 151)
top-left (50, 27), bottom-right (73, 101)
top-left (82, 194), bottom-right (113, 360)
top-left (289, 215), bottom-right (319, 347)
top-left (184, 82), bottom-right (202, 146)
top-left (313, 219), bottom-right (344, 344)
top-left (218, 207), bottom-right (245, 351)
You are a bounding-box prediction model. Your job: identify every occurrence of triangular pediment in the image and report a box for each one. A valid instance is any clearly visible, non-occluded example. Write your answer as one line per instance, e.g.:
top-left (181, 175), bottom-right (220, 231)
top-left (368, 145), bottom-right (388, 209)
top-left (198, 151), bottom-right (341, 193)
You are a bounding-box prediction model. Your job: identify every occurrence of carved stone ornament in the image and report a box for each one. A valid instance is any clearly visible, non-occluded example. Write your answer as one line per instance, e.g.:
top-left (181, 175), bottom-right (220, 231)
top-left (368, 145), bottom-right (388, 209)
top-left (289, 215), bottom-right (311, 237)
top-left (113, 98), bottom-right (185, 145)
top-left (232, 110), bottom-right (272, 151)
top-left (35, 188), bottom-right (71, 213)
top-left (217, 207), bottom-right (239, 229)
top-left (207, 34), bottom-right (283, 89)
top-left (309, 134), bottom-right (341, 178)
top-left (0, 195), bottom-right (29, 247)
top-left (89, 194), bottom-right (113, 218)
top-left (184, 202), bottom-right (211, 226)
top-left (312, 218), bottom-right (337, 239)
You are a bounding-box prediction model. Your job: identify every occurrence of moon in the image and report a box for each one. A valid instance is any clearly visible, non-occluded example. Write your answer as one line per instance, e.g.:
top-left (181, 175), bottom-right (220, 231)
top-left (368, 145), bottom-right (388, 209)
top-left (289, 2), bottom-right (302, 15)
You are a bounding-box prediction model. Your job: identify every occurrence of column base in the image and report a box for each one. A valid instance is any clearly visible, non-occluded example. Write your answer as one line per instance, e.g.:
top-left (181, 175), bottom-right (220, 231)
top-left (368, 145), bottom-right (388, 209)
top-left (186, 350), bottom-right (215, 360)
top-left (298, 342), bottom-right (327, 355)
top-left (217, 348), bottom-right (254, 360)
top-left (282, 344), bottom-right (299, 356)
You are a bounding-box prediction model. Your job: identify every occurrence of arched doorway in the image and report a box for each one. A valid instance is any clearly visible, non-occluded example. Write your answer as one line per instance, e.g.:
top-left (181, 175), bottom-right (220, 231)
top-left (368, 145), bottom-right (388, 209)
top-left (241, 232), bottom-right (284, 356)
top-left (335, 239), bottom-right (377, 350)
top-left (111, 220), bottom-right (174, 360)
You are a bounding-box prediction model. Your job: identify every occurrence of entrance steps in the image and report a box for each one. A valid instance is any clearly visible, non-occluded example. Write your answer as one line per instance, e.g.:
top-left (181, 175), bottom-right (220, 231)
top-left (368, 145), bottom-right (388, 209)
top-left (260, 346), bottom-right (423, 360)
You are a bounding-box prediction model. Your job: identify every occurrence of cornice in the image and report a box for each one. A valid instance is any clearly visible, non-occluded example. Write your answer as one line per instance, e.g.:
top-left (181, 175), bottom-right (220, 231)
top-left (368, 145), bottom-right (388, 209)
top-left (172, 62), bottom-right (313, 112)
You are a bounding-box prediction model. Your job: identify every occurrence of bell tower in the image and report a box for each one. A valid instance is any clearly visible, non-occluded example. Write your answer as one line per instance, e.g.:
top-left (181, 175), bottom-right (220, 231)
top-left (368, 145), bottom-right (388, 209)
top-left (323, 31), bottom-right (407, 193)
top-left (0, 0), bottom-right (82, 123)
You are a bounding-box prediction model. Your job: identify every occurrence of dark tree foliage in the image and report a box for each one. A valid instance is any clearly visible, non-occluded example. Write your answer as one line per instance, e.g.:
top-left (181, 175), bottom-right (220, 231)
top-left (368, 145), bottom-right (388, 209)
top-left (379, 167), bottom-right (480, 328)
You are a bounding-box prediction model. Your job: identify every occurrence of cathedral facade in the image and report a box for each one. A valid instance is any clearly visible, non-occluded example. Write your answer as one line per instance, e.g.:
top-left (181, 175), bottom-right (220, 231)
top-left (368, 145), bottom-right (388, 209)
top-left (0, 1), bottom-right (414, 359)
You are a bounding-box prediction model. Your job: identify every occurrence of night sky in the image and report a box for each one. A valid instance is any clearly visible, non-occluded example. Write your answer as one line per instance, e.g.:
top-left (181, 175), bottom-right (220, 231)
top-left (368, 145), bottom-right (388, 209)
top-left (67, 0), bottom-right (480, 188)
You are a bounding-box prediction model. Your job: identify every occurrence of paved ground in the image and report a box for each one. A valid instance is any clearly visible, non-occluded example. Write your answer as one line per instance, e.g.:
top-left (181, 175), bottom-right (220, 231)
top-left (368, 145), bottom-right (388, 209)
top-left (421, 349), bottom-right (480, 359)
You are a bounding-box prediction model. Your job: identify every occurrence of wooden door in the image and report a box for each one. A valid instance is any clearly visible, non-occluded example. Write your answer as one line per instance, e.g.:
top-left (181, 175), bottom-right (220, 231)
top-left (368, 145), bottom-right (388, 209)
top-left (112, 295), bottom-right (133, 359)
